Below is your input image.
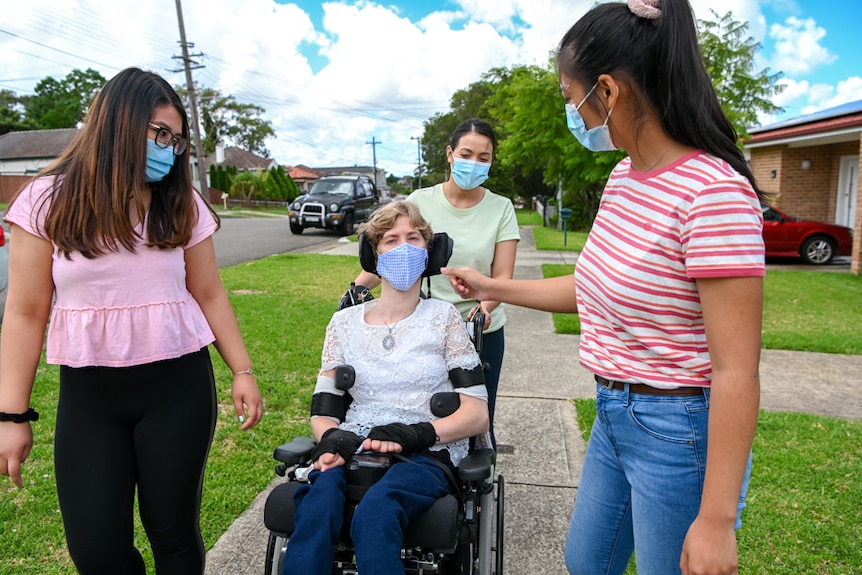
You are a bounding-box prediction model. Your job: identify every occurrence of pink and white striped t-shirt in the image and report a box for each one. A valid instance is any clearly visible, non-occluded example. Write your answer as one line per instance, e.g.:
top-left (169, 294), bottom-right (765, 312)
top-left (574, 150), bottom-right (765, 388)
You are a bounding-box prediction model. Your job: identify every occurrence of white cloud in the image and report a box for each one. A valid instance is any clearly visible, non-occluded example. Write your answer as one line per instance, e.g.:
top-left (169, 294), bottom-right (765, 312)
top-left (768, 16), bottom-right (837, 76)
top-left (798, 76), bottom-right (862, 114)
top-left (0, 0), bottom-right (853, 176)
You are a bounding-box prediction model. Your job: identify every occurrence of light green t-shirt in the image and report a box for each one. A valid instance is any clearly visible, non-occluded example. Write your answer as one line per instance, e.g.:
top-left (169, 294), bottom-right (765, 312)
top-left (408, 184), bottom-right (520, 332)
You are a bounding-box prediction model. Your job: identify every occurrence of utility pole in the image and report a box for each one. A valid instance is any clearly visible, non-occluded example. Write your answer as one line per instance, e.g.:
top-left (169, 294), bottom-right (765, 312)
top-left (366, 137), bottom-right (380, 188)
top-left (173, 0), bottom-right (209, 200)
top-left (410, 135), bottom-right (422, 189)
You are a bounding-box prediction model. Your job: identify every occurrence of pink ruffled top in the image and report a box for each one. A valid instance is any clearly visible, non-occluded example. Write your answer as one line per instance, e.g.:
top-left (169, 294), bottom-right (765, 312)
top-left (5, 177), bottom-right (218, 368)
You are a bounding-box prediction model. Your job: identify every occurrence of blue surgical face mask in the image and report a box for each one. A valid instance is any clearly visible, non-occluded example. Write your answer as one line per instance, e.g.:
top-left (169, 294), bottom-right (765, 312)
top-left (451, 158), bottom-right (491, 190)
top-left (145, 139), bottom-right (176, 182)
top-left (565, 82), bottom-right (618, 152)
top-left (376, 242), bottom-right (429, 291)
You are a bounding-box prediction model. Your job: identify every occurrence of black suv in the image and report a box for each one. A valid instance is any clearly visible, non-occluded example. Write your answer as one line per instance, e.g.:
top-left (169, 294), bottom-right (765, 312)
top-left (289, 175), bottom-right (379, 235)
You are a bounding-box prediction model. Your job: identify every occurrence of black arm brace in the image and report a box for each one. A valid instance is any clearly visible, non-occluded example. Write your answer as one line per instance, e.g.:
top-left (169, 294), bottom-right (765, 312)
top-left (310, 392), bottom-right (348, 422)
top-left (449, 365), bottom-right (484, 388)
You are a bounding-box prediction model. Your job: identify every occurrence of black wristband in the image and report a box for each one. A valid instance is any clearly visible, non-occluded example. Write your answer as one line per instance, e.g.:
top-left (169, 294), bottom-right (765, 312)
top-left (0, 408), bottom-right (40, 423)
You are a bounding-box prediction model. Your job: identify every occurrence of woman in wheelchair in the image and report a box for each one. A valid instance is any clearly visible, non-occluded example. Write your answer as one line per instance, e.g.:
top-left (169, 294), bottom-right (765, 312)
top-left (281, 201), bottom-right (490, 575)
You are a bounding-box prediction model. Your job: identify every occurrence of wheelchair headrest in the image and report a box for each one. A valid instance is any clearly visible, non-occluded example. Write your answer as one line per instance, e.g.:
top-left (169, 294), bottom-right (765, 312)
top-left (358, 232), bottom-right (453, 278)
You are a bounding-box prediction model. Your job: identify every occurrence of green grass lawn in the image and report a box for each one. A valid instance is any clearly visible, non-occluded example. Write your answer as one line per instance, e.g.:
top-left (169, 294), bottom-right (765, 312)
top-left (2, 246), bottom-right (860, 573)
top-left (540, 264), bottom-right (862, 355)
top-left (0, 253), bottom-right (358, 573)
top-left (515, 208), bottom-right (543, 226)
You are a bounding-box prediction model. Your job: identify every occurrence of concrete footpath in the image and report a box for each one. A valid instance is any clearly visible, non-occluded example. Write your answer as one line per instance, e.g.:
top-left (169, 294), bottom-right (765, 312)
top-left (205, 227), bottom-right (861, 575)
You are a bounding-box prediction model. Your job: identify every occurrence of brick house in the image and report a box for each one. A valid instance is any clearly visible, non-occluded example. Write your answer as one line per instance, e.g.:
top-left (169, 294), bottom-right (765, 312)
top-left (745, 100), bottom-right (862, 274)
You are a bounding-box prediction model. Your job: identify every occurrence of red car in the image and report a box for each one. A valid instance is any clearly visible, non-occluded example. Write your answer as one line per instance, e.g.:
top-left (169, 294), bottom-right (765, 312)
top-left (761, 204), bottom-right (853, 265)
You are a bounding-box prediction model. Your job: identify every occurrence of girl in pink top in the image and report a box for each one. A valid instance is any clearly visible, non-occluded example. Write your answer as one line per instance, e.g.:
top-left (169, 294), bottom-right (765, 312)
top-left (0, 68), bottom-right (262, 575)
top-left (443, 1), bottom-right (764, 573)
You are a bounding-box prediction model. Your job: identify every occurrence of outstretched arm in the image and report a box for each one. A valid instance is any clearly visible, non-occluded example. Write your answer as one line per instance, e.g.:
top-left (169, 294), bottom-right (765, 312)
top-left (442, 267), bottom-right (579, 313)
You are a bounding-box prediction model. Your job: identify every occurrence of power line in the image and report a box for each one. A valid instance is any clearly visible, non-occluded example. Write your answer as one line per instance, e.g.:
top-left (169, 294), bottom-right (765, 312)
top-left (0, 27), bottom-right (120, 71)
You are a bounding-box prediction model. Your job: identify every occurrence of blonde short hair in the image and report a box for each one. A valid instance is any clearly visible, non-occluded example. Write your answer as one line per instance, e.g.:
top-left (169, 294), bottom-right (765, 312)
top-left (358, 201), bottom-right (433, 253)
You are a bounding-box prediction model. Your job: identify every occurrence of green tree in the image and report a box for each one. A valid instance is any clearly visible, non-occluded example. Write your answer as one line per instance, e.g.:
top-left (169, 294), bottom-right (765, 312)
top-left (486, 64), bottom-right (622, 228)
top-left (421, 74), bottom-right (498, 184)
top-left (230, 170), bottom-right (266, 203)
top-left (420, 68), bottom-right (550, 202)
top-left (24, 68), bottom-right (106, 129)
top-left (262, 166), bottom-right (301, 201)
top-left (177, 86), bottom-right (275, 157)
top-left (0, 90), bottom-right (35, 134)
top-left (698, 10), bottom-right (784, 139)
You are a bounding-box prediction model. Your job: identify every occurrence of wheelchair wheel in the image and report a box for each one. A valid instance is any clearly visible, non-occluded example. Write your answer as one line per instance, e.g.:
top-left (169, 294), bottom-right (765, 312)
top-left (264, 532), bottom-right (288, 575)
top-left (495, 474), bottom-right (505, 575)
top-left (475, 472), bottom-right (507, 575)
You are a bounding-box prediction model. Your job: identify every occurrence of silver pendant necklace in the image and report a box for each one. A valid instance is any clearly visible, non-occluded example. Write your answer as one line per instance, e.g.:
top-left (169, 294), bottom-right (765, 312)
top-left (375, 306), bottom-right (401, 350)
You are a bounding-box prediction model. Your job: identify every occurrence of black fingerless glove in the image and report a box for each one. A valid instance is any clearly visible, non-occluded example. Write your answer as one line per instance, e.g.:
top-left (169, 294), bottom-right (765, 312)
top-left (366, 422), bottom-right (438, 455)
top-left (310, 428), bottom-right (363, 464)
top-left (338, 283), bottom-right (374, 311)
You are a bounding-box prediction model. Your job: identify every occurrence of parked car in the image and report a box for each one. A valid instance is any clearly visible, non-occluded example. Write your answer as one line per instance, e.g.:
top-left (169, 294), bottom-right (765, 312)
top-left (289, 175), bottom-right (380, 235)
top-left (761, 204), bottom-right (853, 265)
top-left (0, 224), bottom-right (8, 323)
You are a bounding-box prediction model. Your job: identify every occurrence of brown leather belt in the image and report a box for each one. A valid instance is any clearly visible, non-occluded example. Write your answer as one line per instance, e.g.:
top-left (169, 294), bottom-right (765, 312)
top-left (595, 375), bottom-right (705, 396)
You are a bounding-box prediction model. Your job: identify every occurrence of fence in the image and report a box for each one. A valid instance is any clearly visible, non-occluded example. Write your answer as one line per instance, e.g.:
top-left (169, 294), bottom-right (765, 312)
top-left (0, 176), bottom-right (33, 203)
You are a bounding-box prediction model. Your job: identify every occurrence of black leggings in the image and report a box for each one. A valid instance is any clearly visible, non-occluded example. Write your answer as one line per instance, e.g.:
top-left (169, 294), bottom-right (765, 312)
top-left (55, 348), bottom-right (217, 575)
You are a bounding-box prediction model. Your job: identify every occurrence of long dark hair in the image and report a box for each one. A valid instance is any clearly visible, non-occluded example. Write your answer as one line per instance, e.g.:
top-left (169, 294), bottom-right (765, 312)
top-left (557, 0), bottom-right (763, 200)
top-left (449, 118), bottom-right (498, 156)
top-left (14, 67), bottom-right (215, 258)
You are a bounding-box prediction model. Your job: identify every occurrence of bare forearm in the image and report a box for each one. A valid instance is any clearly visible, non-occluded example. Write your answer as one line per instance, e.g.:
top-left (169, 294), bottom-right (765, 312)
top-left (0, 313), bottom-right (48, 412)
top-left (700, 373), bottom-right (760, 523)
top-left (355, 270), bottom-right (380, 290)
top-left (198, 291), bottom-right (252, 373)
top-left (432, 395), bottom-right (489, 444)
top-left (487, 275), bottom-right (579, 313)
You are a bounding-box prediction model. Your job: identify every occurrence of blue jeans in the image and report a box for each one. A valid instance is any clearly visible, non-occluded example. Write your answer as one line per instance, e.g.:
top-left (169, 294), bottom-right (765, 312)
top-left (281, 455), bottom-right (451, 575)
top-left (564, 383), bottom-right (752, 575)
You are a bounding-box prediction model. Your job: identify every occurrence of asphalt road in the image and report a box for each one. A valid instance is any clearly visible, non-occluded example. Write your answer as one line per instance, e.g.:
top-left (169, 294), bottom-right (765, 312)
top-left (211, 216), bottom-right (341, 268)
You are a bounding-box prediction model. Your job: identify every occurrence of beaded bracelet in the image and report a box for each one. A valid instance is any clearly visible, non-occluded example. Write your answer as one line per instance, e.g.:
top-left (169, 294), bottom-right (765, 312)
top-left (0, 408), bottom-right (40, 423)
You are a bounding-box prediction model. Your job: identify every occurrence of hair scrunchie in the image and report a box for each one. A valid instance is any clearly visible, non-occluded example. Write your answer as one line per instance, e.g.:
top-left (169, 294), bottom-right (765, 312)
top-left (628, 0), bottom-right (661, 19)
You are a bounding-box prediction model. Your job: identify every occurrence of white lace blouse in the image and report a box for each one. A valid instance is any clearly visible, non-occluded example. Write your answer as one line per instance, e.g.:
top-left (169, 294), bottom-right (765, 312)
top-left (317, 298), bottom-right (487, 465)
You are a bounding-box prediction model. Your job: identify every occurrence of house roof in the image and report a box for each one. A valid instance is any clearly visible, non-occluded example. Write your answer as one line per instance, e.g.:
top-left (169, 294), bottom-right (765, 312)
top-left (286, 164), bottom-right (323, 180)
top-left (208, 146), bottom-right (274, 170)
top-left (313, 165), bottom-right (376, 176)
top-left (746, 99), bottom-right (862, 147)
top-left (0, 128), bottom-right (78, 160)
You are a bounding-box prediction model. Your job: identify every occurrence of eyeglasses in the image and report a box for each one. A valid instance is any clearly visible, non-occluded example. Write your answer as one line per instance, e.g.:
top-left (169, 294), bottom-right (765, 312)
top-left (148, 123), bottom-right (188, 156)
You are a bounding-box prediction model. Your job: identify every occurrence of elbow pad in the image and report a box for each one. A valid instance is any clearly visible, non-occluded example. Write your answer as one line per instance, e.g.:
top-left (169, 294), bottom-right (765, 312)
top-left (449, 365), bottom-right (484, 388)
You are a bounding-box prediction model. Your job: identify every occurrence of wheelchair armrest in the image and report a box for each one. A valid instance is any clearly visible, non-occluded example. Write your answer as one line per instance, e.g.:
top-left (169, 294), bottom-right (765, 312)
top-left (273, 436), bottom-right (316, 465)
top-left (457, 447), bottom-right (494, 482)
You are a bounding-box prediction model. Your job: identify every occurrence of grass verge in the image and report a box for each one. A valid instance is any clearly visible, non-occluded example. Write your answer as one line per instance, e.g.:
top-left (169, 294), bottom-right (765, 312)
top-left (541, 265), bottom-right (862, 355)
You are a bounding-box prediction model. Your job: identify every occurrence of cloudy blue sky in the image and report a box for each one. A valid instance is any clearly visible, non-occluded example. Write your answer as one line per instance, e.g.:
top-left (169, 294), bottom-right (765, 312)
top-left (1, 0), bottom-right (859, 177)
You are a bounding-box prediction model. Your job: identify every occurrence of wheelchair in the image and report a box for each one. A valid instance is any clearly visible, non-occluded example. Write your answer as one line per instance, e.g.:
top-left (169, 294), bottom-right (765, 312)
top-left (262, 380), bottom-right (505, 575)
top-left (263, 230), bottom-right (504, 574)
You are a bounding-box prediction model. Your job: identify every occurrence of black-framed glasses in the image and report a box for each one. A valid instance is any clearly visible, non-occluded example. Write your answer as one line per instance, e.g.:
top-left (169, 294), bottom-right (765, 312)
top-left (148, 123), bottom-right (188, 156)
